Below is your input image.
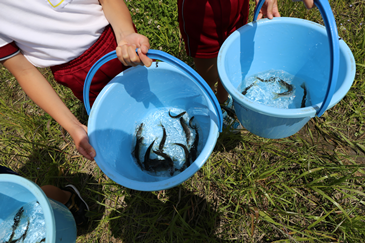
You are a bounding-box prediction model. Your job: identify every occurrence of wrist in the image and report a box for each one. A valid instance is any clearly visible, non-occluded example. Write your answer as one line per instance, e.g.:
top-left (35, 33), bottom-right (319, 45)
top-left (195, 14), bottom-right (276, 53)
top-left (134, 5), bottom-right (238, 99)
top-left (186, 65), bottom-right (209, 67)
top-left (61, 114), bottom-right (85, 137)
top-left (114, 27), bottom-right (136, 44)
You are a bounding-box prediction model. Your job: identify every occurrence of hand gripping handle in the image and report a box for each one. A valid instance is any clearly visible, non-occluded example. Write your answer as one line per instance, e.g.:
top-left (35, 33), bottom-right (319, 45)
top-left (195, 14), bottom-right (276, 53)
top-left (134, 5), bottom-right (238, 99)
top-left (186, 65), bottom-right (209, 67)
top-left (83, 49), bottom-right (223, 132)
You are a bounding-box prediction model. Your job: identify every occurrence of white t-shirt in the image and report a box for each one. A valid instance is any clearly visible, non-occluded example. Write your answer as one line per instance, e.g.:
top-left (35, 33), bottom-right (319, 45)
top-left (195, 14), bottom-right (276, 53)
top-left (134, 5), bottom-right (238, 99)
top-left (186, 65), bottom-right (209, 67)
top-left (0, 0), bottom-right (109, 67)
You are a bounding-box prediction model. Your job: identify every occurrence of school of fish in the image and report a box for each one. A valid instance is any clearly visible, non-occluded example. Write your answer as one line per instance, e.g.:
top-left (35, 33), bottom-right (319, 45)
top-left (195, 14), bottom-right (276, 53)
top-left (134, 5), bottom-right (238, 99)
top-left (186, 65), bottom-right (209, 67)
top-left (243, 76), bottom-right (308, 108)
top-left (2, 203), bottom-right (46, 243)
top-left (132, 110), bottom-right (199, 176)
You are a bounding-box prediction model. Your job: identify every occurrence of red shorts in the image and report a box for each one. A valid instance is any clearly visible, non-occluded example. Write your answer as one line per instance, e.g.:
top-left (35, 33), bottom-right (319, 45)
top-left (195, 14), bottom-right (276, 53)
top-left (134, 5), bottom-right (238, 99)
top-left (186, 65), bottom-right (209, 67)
top-left (51, 25), bottom-right (126, 105)
top-left (178, 0), bottom-right (250, 59)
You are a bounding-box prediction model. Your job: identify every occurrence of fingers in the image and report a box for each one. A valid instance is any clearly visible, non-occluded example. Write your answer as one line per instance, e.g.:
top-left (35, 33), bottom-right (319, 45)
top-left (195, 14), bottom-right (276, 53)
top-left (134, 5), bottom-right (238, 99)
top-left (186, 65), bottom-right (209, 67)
top-left (303, 0), bottom-right (315, 9)
top-left (116, 44), bottom-right (152, 67)
top-left (138, 47), bottom-right (152, 67)
top-left (78, 138), bottom-right (96, 161)
top-left (116, 44), bottom-right (140, 67)
top-left (265, 0), bottom-right (274, 19)
top-left (69, 124), bottom-right (96, 161)
top-left (257, 11), bottom-right (264, 20)
top-left (116, 33), bottom-right (153, 67)
top-left (257, 0), bottom-right (280, 20)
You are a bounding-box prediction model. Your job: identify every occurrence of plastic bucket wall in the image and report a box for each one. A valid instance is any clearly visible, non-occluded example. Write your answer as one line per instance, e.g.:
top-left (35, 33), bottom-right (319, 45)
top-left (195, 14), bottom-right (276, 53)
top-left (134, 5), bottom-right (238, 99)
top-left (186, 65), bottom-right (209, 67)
top-left (0, 174), bottom-right (77, 243)
top-left (86, 53), bottom-right (222, 192)
top-left (218, 17), bottom-right (355, 139)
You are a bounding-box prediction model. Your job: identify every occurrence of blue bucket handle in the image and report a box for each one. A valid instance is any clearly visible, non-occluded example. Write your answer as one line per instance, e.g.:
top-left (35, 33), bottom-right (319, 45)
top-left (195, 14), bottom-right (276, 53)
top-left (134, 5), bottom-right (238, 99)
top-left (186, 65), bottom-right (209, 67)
top-left (253, 0), bottom-right (340, 117)
top-left (83, 49), bottom-right (223, 132)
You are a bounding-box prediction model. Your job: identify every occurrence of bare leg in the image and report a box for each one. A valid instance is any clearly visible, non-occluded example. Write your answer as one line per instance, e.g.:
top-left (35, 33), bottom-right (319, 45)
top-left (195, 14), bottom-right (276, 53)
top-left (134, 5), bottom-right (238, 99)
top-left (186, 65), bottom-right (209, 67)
top-left (194, 57), bottom-right (228, 104)
top-left (41, 185), bottom-right (71, 205)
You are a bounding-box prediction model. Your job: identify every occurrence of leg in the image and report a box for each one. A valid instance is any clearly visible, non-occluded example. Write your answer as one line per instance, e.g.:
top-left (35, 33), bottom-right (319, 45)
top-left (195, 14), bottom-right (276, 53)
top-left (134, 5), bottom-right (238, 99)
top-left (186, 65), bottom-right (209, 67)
top-left (194, 57), bottom-right (228, 104)
top-left (42, 185), bottom-right (89, 226)
top-left (41, 185), bottom-right (71, 205)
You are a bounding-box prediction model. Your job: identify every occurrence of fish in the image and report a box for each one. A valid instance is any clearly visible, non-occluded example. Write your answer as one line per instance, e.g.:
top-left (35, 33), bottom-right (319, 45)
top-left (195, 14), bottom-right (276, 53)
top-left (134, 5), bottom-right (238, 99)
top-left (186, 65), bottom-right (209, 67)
top-left (39, 239), bottom-right (46, 243)
top-left (174, 143), bottom-right (191, 170)
top-left (256, 76), bottom-right (275, 83)
top-left (189, 116), bottom-right (199, 162)
top-left (188, 116), bottom-right (195, 128)
top-left (153, 150), bottom-right (175, 176)
top-left (136, 123), bottom-right (144, 137)
top-left (273, 79), bottom-right (294, 98)
top-left (144, 140), bottom-right (156, 172)
top-left (242, 81), bottom-right (257, 95)
top-left (180, 117), bottom-right (191, 145)
top-left (18, 220), bottom-right (30, 242)
top-left (148, 158), bottom-right (172, 171)
top-left (157, 123), bottom-right (166, 152)
top-left (7, 206), bottom-right (24, 242)
top-left (133, 123), bottom-right (144, 169)
top-left (300, 82), bottom-right (307, 108)
top-left (168, 110), bottom-right (186, 119)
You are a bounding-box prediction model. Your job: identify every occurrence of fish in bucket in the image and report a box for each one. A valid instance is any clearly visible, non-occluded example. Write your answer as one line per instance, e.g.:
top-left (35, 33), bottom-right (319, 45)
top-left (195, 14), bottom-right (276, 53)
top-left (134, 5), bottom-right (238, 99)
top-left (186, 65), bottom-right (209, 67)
top-left (217, 0), bottom-right (355, 139)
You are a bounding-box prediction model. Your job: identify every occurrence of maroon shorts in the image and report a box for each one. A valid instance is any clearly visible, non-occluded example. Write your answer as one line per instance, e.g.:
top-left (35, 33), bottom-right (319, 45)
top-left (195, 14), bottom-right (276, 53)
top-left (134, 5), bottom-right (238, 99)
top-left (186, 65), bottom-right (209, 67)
top-left (178, 0), bottom-right (250, 59)
top-left (51, 25), bottom-right (126, 105)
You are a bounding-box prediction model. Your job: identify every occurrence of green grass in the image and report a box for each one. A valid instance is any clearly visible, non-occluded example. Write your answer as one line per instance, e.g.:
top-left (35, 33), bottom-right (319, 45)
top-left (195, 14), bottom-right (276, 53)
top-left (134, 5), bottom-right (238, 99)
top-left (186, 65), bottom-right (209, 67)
top-left (1, 0), bottom-right (365, 242)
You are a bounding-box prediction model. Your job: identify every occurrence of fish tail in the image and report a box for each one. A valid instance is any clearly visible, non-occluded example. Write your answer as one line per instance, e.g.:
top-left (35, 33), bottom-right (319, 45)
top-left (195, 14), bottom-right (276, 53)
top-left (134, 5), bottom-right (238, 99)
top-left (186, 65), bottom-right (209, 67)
top-left (272, 92), bottom-right (279, 100)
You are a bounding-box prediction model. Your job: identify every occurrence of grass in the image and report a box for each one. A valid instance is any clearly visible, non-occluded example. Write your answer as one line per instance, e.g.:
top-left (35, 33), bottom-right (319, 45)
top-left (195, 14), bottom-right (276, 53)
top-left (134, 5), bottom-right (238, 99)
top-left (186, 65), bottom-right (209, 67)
top-left (1, 0), bottom-right (365, 242)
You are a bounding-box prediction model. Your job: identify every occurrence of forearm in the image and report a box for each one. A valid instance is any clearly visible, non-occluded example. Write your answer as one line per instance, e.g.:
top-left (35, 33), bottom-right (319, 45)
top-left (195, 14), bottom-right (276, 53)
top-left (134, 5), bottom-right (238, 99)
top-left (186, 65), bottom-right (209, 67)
top-left (99, 0), bottom-right (136, 43)
top-left (2, 54), bottom-right (82, 135)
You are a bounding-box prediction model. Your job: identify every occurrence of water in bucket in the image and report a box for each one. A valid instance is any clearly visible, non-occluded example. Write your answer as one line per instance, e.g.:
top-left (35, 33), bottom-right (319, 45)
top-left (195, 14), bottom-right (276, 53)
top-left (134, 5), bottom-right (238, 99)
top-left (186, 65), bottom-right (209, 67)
top-left (241, 70), bottom-right (313, 109)
top-left (132, 107), bottom-right (202, 177)
top-left (0, 200), bottom-right (46, 242)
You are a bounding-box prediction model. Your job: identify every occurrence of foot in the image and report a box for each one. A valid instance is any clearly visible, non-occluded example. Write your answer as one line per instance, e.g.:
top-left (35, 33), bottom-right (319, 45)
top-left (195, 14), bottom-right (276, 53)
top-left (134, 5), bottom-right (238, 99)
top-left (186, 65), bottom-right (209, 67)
top-left (221, 95), bottom-right (243, 131)
top-left (63, 185), bottom-right (90, 227)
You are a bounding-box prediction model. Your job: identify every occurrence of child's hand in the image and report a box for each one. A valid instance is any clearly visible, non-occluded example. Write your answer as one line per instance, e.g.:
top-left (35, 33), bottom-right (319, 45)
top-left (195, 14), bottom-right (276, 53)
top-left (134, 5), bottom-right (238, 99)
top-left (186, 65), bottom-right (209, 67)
top-left (255, 0), bottom-right (281, 20)
top-left (116, 33), bottom-right (153, 68)
top-left (69, 124), bottom-right (96, 161)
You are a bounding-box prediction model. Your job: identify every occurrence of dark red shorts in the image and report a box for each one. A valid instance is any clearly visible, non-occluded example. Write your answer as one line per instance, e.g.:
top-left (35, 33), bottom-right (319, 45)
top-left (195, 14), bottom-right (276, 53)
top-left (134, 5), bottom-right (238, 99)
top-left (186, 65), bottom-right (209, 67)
top-left (178, 0), bottom-right (250, 59)
top-left (51, 25), bottom-right (126, 105)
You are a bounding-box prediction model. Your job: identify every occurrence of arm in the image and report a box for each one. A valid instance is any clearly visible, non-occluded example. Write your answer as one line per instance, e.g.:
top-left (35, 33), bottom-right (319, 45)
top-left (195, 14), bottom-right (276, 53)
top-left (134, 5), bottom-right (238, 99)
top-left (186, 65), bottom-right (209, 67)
top-left (2, 53), bottom-right (96, 160)
top-left (301, 0), bottom-right (315, 9)
top-left (99, 0), bottom-right (152, 67)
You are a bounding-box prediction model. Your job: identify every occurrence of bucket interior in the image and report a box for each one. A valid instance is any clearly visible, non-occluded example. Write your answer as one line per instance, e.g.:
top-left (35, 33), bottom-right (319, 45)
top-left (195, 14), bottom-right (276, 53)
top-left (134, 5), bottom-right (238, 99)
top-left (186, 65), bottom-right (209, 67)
top-left (88, 62), bottom-right (219, 191)
top-left (0, 175), bottom-right (77, 242)
top-left (219, 17), bottom-right (355, 114)
top-left (0, 175), bottom-right (55, 241)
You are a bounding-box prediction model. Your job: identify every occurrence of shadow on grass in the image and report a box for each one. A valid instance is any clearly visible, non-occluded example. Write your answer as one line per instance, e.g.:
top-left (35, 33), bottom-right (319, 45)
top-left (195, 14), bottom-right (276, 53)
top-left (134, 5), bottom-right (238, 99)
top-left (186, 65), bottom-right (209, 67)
top-left (17, 147), bottom-right (106, 237)
top-left (215, 129), bottom-right (247, 152)
top-left (108, 186), bottom-right (223, 242)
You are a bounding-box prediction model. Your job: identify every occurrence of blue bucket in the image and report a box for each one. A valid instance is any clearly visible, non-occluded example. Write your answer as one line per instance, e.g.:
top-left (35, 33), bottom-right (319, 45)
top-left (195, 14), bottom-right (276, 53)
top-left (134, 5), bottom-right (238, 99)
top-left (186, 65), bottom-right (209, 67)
top-left (0, 174), bottom-right (77, 242)
top-left (217, 0), bottom-right (356, 139)
top-left (83, 50), bottom-right (223, 191)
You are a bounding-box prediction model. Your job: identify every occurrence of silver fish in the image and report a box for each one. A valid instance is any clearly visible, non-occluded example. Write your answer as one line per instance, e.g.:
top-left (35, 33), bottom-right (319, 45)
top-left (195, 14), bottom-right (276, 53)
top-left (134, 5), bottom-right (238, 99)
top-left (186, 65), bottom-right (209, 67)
top-left (180, 117), bottom-right (191, 145)
top-left (300, 83), bottom-right (307, 108)
top-left (273, 79), bottom-right (294, 98)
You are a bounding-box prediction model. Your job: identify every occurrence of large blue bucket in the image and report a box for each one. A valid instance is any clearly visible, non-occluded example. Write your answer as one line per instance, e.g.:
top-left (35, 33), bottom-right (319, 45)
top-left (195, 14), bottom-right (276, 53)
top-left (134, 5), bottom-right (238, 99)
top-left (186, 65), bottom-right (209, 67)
top-left (217, 0), bottom-right (356, 139)
top-left (83, 50), bottom-right (223, 191)
top-left (0, 174), bottom-right (77, 242)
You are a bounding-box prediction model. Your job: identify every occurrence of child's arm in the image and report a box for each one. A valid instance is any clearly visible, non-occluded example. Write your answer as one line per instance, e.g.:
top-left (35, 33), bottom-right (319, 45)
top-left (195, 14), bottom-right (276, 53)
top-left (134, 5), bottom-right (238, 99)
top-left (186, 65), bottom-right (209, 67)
top-left (99, 0), bottom-right (152, 67)
top-left (299, 0), bottom-right (315, 9)
top-left (2, 53), bottom-right (96, 161)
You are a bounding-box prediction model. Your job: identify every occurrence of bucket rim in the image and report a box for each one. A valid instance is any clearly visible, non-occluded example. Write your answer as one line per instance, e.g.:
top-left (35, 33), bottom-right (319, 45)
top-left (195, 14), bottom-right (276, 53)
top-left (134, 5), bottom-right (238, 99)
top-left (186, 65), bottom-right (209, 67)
top-left (0, 174), bottom-right (56, 242)
top-left (88, 62), bottom-right (220, 191)
top-left (84, 49), bottom-right (223, 132)
top-left (217, 17), bottom-right (356, 119)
